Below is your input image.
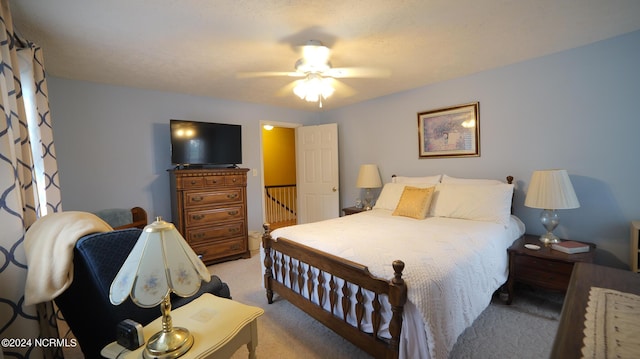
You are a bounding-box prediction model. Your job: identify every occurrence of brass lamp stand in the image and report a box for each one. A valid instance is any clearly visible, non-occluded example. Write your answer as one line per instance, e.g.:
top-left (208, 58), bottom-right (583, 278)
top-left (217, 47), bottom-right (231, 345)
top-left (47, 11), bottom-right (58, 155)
top-left (144, 297), bottom-right (193, 359)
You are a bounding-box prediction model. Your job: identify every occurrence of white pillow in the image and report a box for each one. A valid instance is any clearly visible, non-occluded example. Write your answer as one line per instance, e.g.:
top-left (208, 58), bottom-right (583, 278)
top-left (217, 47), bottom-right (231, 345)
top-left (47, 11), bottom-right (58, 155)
top-left (392, 174), bottom-right (441, 185)
top-left (430, 183), bottom-right (514, 225)
top-left (440, 174), bottom-right (504, 185)
top-left (374, 182), bottom-right (436, 210)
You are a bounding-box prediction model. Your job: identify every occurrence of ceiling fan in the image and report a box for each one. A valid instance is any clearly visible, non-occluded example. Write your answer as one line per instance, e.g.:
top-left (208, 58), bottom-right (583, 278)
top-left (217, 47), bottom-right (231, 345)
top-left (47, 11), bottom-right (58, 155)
top-left (237, 40), bottom-right (390, 108)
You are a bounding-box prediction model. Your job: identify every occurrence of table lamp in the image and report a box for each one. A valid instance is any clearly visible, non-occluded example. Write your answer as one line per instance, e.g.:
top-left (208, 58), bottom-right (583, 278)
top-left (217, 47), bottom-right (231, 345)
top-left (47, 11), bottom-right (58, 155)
top-left (524, 169), bottom-right (580, 245)
top-left (356, 164), bottom-right (382, 210)
top-left (110, 217), bottom-right (211, 359)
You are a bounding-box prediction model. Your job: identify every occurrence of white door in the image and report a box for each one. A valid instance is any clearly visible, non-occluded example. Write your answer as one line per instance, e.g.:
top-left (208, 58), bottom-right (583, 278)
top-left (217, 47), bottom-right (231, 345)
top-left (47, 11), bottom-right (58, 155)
top-left (296, 123), bottom-right (339, 224)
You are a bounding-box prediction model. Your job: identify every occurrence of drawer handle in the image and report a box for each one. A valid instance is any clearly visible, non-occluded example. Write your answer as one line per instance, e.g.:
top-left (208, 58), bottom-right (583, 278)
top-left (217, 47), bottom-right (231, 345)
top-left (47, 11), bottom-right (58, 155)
top-left (230, 244), bottom-right (240, 250)
top-left (227, 193), bottom-right (238, 199)
top-left (192, 196), bottom-right (204, 202)
top-left (227, 210), bottom-right (239, 216)
top-left (190, 180), bottom-right (198, 185)
top-left (232, 178), bottom-right (237, 183)
top-left (194, 233), bottom-right (205, 239)
top-left (192, 214), bottom-right (205, 221)
top-left (228, 228), bottom-right (239, 233)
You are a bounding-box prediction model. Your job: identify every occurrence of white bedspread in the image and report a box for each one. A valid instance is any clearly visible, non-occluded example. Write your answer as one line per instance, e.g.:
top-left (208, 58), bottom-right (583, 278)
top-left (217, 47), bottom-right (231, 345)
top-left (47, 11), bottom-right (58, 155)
top-left (269, 209), bottom-right (525, 359)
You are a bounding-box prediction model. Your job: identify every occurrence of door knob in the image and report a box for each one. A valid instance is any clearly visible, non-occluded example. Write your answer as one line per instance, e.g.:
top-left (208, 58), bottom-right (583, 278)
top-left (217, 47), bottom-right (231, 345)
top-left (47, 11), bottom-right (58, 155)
top-left (332, 187), bottom-right (337, 192)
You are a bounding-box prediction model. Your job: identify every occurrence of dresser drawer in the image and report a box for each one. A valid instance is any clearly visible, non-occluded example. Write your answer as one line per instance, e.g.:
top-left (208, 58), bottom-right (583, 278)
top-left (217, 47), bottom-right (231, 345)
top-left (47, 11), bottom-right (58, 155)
top-left (185, 205), bottom-right (245, 226)
top-left (184, 188), bottom-right (243, 207)
top-left (182, 176), bottom-right (204, 189)
top-left (192, 237), bottom-right (247, 263)
top-left (186, 221), bottom-right (246, 245)
top-left (204, 174), bottom-right (246, 187)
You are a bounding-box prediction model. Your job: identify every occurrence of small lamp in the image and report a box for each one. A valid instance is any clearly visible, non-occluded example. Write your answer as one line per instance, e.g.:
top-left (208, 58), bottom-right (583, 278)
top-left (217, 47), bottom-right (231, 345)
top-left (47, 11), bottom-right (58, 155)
top-left (524, 169), bottom-right (580, 245)
top-left (356, 164), bottom-right (382, 210)
top-left (110, 217), bottom-right (210, 359)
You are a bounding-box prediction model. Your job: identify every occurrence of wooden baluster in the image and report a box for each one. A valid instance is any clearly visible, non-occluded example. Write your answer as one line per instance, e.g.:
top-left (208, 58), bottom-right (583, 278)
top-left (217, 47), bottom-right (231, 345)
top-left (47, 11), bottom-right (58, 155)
top-left (297, 261), bottom-right (304, 294)
top-left (288, 257), bottom-right (294, 289)
top-left (317, 271), bottom-right (326, 307)
top-left (372, 293), bottom-right (381, 338)
top-left (306, 266), bottom-right (314, 301)
top-left (355, 287), bottom-right (365, 330)
top-left (341, 281), bottom-right (351, 322)
top-left (280, 253), bottom-right (287, 284)
top-left (329, 275), bottom-right (337, 315)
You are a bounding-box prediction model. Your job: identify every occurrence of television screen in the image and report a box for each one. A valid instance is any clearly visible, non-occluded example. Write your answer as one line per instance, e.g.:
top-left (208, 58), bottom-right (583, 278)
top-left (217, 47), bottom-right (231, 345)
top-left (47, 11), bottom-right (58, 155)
top-left (170, 120), bottom-right (242, 166)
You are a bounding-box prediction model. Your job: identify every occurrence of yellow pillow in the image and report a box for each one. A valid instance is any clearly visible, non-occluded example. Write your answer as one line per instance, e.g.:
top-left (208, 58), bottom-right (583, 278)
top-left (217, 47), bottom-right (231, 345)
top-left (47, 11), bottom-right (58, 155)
top-left (392, 186), bottom-right (435, 219)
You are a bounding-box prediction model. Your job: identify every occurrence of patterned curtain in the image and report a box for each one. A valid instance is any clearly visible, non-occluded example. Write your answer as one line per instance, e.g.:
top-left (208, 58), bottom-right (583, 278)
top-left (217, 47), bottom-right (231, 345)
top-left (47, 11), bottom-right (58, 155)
top-left (0, 0), bottom-right (62, 358)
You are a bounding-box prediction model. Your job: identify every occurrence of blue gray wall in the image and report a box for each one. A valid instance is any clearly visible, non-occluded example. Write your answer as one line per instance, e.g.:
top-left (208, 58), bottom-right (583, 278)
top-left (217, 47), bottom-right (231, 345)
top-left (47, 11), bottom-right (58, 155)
top-left (48, 81), bottom-right (319, 232)
top-left (49, 30), bottom-right (640, 268)
top-left (326, 30), bottom-right (640, 268)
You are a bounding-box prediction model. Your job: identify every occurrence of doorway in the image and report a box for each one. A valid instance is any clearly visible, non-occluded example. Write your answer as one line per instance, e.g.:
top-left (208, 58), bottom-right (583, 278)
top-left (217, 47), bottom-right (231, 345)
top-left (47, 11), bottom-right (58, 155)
top-left (260, 121), bottom-right (340, 228)
top-left (261, 122), bottom-right (298, 229)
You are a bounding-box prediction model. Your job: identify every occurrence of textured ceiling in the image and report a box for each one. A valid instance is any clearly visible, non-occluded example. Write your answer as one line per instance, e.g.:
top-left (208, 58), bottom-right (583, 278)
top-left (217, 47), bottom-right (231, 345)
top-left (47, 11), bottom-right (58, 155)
top-left (9, 0), bottom-right (640, 111)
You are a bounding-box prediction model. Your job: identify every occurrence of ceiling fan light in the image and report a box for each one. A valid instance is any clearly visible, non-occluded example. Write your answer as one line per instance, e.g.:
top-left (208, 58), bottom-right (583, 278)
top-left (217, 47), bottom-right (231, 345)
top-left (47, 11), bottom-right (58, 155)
top-left (306, 93), bottom-right (320, 102)
top-left (321, 86), bottom-right (335, 99)
top-left (293, 81), bottom-right (307, 99)
top-left (293, 74), bottom-right (335, 104)
top-left (303, 44), bottom-right (330, 65)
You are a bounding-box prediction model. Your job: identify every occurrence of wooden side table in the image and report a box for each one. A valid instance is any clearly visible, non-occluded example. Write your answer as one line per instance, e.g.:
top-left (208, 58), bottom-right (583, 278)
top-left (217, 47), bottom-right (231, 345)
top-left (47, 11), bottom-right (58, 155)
top-left (342, 206), bottom-right (367, 216)
top-left (101, 293), bottom-right (264, 359)
top-left (505, 234), bottom-right (596, 304)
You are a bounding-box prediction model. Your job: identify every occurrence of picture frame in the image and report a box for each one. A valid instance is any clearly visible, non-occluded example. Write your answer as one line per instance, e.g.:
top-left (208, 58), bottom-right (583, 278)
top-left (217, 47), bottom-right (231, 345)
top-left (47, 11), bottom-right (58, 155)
top-left (417, 102), bottom-right (480, 158)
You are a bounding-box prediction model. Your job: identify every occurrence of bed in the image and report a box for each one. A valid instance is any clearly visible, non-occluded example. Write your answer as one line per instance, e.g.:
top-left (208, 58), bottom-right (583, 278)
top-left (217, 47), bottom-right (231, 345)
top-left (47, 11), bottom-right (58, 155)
top-left (261, 174), bottom-right (524, 359)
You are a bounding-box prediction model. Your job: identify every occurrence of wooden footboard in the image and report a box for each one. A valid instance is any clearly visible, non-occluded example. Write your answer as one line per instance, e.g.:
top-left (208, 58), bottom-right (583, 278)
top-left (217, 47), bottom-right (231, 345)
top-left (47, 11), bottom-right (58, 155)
top-left (262, 223), bottom-right (407, 359)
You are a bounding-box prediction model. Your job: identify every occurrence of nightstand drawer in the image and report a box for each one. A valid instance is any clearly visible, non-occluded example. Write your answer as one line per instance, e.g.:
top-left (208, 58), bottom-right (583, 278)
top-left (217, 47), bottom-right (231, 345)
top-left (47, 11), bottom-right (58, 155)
top-left (515, 255), bottom-right (574, 275)
top-left (514, 255), bottom-right (574, 291)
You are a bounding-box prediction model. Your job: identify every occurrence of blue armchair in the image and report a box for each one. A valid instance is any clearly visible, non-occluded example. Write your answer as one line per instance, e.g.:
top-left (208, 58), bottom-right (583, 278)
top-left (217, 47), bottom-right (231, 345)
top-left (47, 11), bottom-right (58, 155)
top-left (54, 228), bottom-right (231, 358)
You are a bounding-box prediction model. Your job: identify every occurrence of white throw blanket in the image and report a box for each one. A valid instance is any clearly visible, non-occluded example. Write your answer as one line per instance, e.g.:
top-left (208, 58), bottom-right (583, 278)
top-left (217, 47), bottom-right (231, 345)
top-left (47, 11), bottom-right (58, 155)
top-left (24, 211), bottom-right (113, 306)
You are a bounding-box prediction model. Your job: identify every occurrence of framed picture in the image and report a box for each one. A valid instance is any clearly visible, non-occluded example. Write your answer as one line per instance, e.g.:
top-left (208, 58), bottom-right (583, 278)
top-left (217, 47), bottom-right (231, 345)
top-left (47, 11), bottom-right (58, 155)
top-left (417, 102), bottom-right (479, 158)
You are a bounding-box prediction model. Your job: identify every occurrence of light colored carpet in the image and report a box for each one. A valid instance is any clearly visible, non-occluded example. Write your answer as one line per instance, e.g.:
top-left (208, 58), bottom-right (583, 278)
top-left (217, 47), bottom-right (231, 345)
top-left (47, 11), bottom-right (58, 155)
top-left (212, 253), bottom-right (562, 359)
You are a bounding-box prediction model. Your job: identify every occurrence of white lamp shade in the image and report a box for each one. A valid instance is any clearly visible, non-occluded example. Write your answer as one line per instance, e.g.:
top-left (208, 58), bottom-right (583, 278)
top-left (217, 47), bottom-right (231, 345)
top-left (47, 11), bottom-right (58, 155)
top-left (110, 218), bottom-right (210, 308)
top-left (356, 164), bottom-right (382, 189)
top-left (524, 169), bottom-right (580, 210)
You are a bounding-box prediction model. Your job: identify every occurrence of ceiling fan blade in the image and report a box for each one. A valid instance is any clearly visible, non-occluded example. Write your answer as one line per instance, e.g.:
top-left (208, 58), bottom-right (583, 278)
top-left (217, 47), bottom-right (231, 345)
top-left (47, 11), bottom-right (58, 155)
top-left (326, 67), bottom-right (391, 78)
top-left (328, 78), bottom-right (357, 98)
top-left (236, 71), bottom-right (303, 79)
top-left (275, 80), bottom-right (301, 97)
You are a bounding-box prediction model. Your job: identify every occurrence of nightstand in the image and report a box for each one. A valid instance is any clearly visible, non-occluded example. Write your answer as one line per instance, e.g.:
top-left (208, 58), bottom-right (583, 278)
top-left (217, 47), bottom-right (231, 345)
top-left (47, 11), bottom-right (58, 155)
top-left (342, 206), bottom-right (367, 216)
top-left (505, 234), bottom-right (596, 304)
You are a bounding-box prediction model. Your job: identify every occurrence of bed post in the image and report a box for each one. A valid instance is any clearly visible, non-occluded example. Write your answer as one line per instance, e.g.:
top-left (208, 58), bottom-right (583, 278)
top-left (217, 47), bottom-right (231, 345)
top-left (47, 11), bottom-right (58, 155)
top-left (262, 223), bottom-right (274, 304)
top-left (387, 260), bottom-right (407, 359)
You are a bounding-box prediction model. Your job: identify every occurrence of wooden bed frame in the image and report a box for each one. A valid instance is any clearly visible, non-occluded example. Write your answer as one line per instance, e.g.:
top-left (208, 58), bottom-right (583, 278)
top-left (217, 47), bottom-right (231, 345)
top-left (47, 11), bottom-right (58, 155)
top-left (262, 225), bottom-right (406, 359)
top-left (262, 176), bottom-right (514, 359)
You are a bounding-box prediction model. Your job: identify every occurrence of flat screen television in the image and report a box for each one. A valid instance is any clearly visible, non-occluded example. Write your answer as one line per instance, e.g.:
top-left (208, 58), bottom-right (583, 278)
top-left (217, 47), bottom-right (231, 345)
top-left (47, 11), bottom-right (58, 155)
top-left (170, 119), bottom-right (242, 167)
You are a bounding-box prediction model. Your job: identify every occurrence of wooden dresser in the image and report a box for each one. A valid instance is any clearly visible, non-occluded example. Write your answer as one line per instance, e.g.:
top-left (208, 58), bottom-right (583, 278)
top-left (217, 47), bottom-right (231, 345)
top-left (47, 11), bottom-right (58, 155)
top-left (169, 168), bottom-right (250, 265)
